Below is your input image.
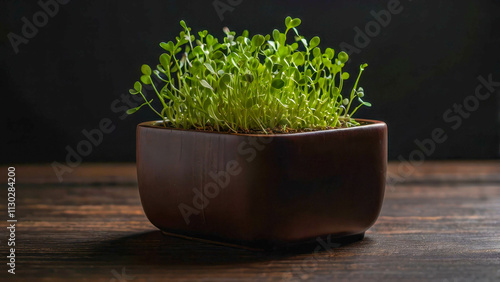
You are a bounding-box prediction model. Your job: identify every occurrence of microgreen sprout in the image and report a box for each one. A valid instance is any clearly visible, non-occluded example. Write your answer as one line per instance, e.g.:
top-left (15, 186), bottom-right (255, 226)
top-left (128, 17), bottom-right (371, 133)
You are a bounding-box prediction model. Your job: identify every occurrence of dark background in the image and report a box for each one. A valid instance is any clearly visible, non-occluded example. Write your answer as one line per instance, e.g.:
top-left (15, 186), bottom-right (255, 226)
top-left (1, 0), bottom-right (499, 164)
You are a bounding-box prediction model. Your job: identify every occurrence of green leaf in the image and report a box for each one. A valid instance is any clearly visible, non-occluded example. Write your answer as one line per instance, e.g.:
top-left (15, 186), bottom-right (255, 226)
top-left (211, 50), bottom-right (225, 60)
top-left (126, 107), bottom-right (141, 114)
top-left (292, 68), bottom-right (301, 80)
top-left (126, 108), bottom-right (140, 115)
top-left (292, 52), bottom-right (305, 66)
top-left (358, 97), bottom-right (372, 107)
top-left (126, 99), bottom-right (153, 115)
top-left (191, 60), bottom-right (202, 69)
top-left (129, 89), bottom-right (138, 95)
top-left (265, 59), bottom-right (273, 70)
top-left (309, 36), bottom-right (320, 49)
top-left (200, 79), bottom-right (213, 90)
top-left (160, 41), bottom-right (175, 53)
top-left (219, 74), bottom-right (231, 91)
top-left (251, 34), bottom-right (265, 47)
top-left (289, 18), bottom-right (301, 28)
top-left (198, 30), bottom-right (208, 38)
top-left (141, 64), bottom-right (152, 76)
top-left (140, 75), bottom-right (152, 85)
top-left (157, 64), bottom-right (166, 73)
top-left (193, 46), bottom-right (204, 56)
top-left (341, 72), bottom-right (350, 80)
top-left (272, 63), bottom-right (283, 73)
top-left (278, 33), bottom-right (286, 45)
top-left (249, 58), bottom-right (260, 70)
top-left (243, 73), bottom-right (254, 83)
top-left (272, 29), bottom-right (280, 42)
top-left (322, 57), bottom-right (332, 68)
top-left (206, 34), bottom-right (214, 46)
top-left (357, 87), bottom-right (365, 97)
top-left (160, 54), bottom-right (171, 70)
top-left (360, 63), bottom-right (368, 71)
top-left (313, 47), bottom-right (321, 58)
top-left (285, 17), bottom-right (292, 28)
top-left (204, 63), bottom-right (216, 75)
top-left (278, 45), bottom-right (289, 57)
top-left (134, 81), bottom-right (142, 92)
top-left (332, 64), bottom-right (341, 74)
top-left (180, 20), bottom-right (187, 29)
top-left (325, 48), bottom-right (335, 60)
top-left (338, 51), bottom-right (349, 64)
top-left (332, 87), bottom-right (340, 95)
top-left (271, 78), bottom-right (285, 89)
top-left (264, 48), bottom-right (274, 57)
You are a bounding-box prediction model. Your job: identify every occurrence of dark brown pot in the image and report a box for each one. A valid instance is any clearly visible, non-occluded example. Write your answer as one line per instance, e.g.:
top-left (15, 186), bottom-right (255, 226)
top-left (136, 119), bottom-right (387, 250)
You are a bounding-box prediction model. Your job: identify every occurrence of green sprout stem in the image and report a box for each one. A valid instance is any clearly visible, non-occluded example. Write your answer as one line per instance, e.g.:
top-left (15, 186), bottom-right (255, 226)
top-left (139, 91), bottom-right (163, 118)
top-left (344, 65), bottom-right (366, 116)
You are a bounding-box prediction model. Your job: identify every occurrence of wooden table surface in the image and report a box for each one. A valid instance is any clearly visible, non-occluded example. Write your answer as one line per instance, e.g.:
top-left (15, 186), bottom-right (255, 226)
top-left (1, 161), bottom-right (499, 281)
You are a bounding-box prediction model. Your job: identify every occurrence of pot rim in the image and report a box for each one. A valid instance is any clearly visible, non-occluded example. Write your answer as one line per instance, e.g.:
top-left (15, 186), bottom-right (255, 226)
top-left (138, 118), bottom-right (386, 137)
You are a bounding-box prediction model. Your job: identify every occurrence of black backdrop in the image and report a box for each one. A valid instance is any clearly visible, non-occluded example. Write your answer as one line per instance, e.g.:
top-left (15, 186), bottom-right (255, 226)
top-left (1, 0), bottom-right (499, 164)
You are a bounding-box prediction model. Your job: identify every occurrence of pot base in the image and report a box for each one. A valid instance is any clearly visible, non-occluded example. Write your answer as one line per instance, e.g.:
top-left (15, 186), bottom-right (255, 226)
top-left (160, 229), bottom-right (365, 252)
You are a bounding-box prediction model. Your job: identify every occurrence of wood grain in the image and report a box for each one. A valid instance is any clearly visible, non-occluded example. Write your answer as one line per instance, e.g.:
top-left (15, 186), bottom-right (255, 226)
top-left (0, 162), bottom-right (499, 281)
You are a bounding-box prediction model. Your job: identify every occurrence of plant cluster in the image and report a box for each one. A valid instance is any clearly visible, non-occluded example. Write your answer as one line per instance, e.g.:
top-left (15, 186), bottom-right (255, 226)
top-left (128, 17), bottom-right (370, 133)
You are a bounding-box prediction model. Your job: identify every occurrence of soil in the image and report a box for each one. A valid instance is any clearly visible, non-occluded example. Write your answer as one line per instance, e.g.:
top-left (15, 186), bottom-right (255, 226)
top-left (153, 121), bottom-right (370, 134)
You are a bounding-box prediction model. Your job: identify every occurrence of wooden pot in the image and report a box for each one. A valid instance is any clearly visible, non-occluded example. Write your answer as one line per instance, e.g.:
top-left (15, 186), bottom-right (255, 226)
top-left (136, 119), bottom-right (387, 250)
